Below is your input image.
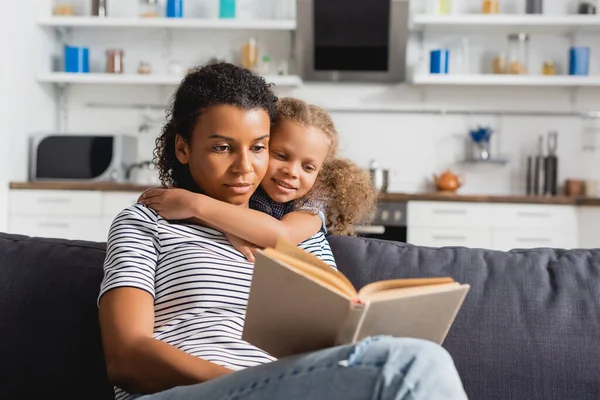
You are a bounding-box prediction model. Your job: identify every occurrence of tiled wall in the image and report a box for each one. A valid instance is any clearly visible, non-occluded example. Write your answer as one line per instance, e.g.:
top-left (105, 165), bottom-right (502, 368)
top-left (3, 0), bottom-right (600, 232)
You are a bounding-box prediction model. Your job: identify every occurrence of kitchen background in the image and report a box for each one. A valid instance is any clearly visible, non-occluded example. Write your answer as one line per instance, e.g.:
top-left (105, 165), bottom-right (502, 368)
top-left (1, 0), bottom-right (600, 248)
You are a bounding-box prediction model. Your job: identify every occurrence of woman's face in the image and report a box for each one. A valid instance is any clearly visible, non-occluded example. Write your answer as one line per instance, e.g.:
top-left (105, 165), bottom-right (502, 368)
top-left (175, 105), bottom-right (271, 206)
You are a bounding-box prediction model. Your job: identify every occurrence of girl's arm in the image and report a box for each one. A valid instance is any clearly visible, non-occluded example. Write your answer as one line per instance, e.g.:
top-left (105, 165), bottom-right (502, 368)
top-left (139, 188), bottom-right (322, 248)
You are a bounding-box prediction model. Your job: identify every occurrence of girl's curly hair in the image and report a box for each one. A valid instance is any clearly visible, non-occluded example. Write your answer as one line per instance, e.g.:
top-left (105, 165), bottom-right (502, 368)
top-left (275, 98), bottom-right (377, 236)
top-left (154, 62), bottom-right (278, 191)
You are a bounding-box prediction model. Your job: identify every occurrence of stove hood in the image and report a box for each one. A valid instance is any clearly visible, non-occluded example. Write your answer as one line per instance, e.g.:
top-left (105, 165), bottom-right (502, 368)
top-left (295, 0), bottom-right (410, 83)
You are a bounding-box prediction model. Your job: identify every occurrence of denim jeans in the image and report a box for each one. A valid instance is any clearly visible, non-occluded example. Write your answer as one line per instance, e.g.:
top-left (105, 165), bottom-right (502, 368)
top-left (137, 336), bottom-right (468, 400)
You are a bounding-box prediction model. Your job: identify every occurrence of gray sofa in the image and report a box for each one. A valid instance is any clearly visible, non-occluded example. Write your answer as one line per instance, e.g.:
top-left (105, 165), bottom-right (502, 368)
top-left (0, 232), bottom-right (599, 400)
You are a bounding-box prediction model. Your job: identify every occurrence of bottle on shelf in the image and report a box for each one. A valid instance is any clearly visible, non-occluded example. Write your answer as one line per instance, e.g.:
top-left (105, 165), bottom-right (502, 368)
top-left (241, 37), bottom-right (258, 71)
top-left (482, 0), bottom-right (499, 14)
top-left (507, 33), bottom-right (529, 75)
top-left (429, 0), bottom-right (452, 14)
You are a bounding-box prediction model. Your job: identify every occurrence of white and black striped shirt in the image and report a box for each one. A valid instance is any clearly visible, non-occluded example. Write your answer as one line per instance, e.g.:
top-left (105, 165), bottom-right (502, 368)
top-left (99, 203), bottom-right (336, 400)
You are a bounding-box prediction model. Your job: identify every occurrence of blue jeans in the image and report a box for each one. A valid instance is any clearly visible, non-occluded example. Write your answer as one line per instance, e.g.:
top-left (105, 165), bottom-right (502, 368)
top-left (137, 336), bottom-right (468, 400)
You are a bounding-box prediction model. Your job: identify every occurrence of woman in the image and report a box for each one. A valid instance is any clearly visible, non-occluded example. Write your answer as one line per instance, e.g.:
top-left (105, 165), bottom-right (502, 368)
top-left (98, 62), bottom-right (468, 400)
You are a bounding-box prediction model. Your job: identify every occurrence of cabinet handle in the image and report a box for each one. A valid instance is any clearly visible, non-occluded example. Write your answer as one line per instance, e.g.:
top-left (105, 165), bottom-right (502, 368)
top-left (355, 225), bottom-right (386, 234)
top-left (38, 198), bottom-right (71, 204)
top-left (516, 212), bottom-right (551, 218)
top-left (432, 209), bottom-right (467, 215)
top-left (432, 235), bottom-right (467, 241)
top-left (38, 222), bottom-right (70, 229)
top-left (517, 237), bottom-right (551, 243)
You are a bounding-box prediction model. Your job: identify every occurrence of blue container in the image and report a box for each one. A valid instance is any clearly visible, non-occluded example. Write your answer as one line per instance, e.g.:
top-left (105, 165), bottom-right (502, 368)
top-left (430, 49), bottom-right (450, 74)
top-left (64, 46), bottom-right (89, 73)
top-left (220, 0), bottom-right (236, 19)
top-left (569, 46), bottom-right (590, 76)
top-left (166, 0), bottom-right (183, 18)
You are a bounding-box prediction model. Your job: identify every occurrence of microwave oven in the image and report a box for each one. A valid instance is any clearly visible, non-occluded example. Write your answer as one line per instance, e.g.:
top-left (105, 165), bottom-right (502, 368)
top-left (29, 134), bottom-right (138, 182)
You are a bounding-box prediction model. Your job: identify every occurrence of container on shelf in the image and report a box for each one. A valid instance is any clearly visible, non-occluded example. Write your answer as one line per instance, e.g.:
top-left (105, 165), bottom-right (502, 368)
top-left (526, 0), bottom-right (543, 14)
top-left (139, 0), bottom-right (160, 18)
top-left (482, 0), bottom-right (499, 14)
top-left (569, 46), bottom-right (590, 76)
top-left (507, 33), bottom-right (529, 75)
top-left (491, 54), bottom-right (507, 74)
top-left (542, 61), bottom-right (556, 75)
top-left (429, 0), bottom-right (452, 15)
top-left (220, 0), bottom-right (236, 18)
top-left (54, 2), bottom-right (75, 16)
top-left (106, 49), bottom-right (124, 74)
top-left (64, 46), bottom-right (89, 73)
top-left (241, 37), bottom-right (258, 70)
top-left (91, 0), bottom-right (107, 17)
top-left (166, 0), bottom-right (183, 18)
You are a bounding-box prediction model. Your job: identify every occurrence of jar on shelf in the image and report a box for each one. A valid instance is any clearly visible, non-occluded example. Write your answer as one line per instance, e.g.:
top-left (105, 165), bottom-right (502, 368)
top-left (139, 0), bottom-right (159, 17)
top-left (507, 33), bottom-right (529, 74)
top-left (542, 61), bottom-right (556, 75)
top-left (482, 0), bottom-right (499, 14)
top-left (106, 49), bottom-right (124, 74)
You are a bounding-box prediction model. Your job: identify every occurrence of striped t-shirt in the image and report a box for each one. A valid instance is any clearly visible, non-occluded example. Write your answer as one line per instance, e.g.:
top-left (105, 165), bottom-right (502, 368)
top-left (98, 203), bottom-right (336, 400)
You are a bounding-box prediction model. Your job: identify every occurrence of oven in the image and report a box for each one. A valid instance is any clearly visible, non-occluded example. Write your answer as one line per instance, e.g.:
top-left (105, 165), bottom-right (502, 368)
top-left (355, 201), bottom-right (407, 242)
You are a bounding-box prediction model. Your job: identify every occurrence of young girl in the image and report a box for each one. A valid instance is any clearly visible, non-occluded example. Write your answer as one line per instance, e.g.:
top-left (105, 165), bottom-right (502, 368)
top-left (139, 97), bottom-right (376, 262)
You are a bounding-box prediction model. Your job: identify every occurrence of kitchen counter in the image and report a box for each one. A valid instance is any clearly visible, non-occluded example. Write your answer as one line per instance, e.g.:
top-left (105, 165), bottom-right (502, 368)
top-left (377, 192), bottom-right (600, 206)
top-left (9, 181), bottom-right (600, 206)
top-left (9, 181), bottom-right (154, 192)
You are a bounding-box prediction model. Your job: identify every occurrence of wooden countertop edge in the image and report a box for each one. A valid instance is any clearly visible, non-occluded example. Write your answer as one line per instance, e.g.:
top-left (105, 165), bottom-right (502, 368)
top-left (9, 182), bottom-right (600, 206)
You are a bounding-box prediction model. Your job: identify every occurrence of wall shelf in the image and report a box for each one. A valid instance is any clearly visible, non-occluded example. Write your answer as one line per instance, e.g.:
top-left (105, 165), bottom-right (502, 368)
top-left (411, 14), bottom-right (600, 34)
top-left (38, 16), bottom-right (296, 30)
top-left (37, 72), bottom-right (303, 87)
top-left (411, 74), bottom-right (600, 87)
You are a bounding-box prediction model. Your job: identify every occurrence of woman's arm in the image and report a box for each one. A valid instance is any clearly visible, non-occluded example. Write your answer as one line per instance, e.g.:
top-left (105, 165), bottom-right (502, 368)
top-left (99, 288), bottom-right (232, 394)
top-left (139, 188), bottom-right (322, 248)
top-left (99, 206), bottom-right (233, 394)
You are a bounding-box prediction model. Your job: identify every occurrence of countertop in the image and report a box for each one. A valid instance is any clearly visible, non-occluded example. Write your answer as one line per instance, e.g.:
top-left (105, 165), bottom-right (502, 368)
top-left (9, 181), bottom-right (600, 206)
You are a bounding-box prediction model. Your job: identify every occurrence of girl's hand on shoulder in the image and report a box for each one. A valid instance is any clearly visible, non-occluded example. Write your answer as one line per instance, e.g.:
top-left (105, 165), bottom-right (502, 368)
top-left (138, 187), bottom-right (200, 220)
top-left (225, 233), bottom-right (257, 263)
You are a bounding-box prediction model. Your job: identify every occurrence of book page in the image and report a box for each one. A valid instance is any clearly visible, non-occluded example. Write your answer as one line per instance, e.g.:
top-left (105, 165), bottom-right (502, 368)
top-left (358, 277), bottom-right (456, 299)
top-left (274, 237), bottom-right (357, 291)
top-left (242, 251), bottom-right (353, 358)
top-left (354, 284), bottom-right (470, 345)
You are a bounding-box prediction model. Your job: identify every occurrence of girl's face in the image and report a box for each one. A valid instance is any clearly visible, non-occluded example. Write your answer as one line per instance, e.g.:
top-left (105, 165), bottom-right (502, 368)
top-left (175, 105), bottom-right (270, 206)
top-left (261, 120), bottom-right (330, 203)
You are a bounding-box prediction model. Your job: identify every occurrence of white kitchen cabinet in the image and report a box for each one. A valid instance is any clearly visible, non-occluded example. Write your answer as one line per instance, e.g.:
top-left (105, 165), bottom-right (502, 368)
top-left (491, 204), bottom-right (578, 230)
top-left (491, 228), bottom-right (577, 251)
top-left (8, 190), bottom-right (143, 242)
top-left (407, 201), bottom-right (579, 250)
top-left (9, 190), bottom-right (102, 217)
top-left (408, 227), bottom-right (493, 249)
top-left (9, 216), bottom-right (103, 242)
top-left (578, 206), bottom-right (600, 249)
top-left (408, 201), bottom-right (491, 228)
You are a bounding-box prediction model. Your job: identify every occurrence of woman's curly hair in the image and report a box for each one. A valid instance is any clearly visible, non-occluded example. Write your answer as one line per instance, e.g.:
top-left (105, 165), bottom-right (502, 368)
top-left (154, 62), bottom-right (278, 191)
top-left (276, 98), bottom-right (377, 236)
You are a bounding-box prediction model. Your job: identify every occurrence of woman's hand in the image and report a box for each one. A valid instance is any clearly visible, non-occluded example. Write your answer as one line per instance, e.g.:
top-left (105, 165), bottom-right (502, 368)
top-left (225, 233), bottom-right (258, 263)
top-left (138, 188), bottom-right (201, 221)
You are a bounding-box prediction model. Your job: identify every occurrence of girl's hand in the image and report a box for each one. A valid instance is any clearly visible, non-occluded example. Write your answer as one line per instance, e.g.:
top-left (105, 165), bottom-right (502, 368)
top-left (225, 233), bottom-right (257, 263)
top-left (138, 188), bottom-right (200, 221)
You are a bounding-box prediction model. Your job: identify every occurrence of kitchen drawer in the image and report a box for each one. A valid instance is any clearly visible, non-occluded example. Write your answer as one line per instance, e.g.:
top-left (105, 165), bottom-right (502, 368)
top-left (8, 216), bottom-right (104, 241)
top-left (407, 201), bottom-right (492, 228)
top-left (491, 204), bottom-right (577, 229)
top-left (9, 190), bottom-right (102, 217)
top-left (408, 227), bottom-right (492, 249)
top-left (492, 229), bottom-right (578, 251)
top-left (102, 192), bottom-right (142, 217)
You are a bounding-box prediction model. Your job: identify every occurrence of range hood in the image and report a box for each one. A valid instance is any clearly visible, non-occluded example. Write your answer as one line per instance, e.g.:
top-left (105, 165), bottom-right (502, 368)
top-left (295, 0), bottom-right (410, 83)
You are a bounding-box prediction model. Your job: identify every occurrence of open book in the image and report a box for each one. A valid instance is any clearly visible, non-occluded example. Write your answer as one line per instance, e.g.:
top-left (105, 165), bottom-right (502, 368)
top-left (242, 238), bottom-right (470, 359)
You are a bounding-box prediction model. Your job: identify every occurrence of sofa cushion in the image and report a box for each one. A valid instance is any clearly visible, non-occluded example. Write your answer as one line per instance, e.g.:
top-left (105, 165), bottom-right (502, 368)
top-left (328, 235), bottom-right (600, 400)
top-left (0, 233), bottom-right (113, 400)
